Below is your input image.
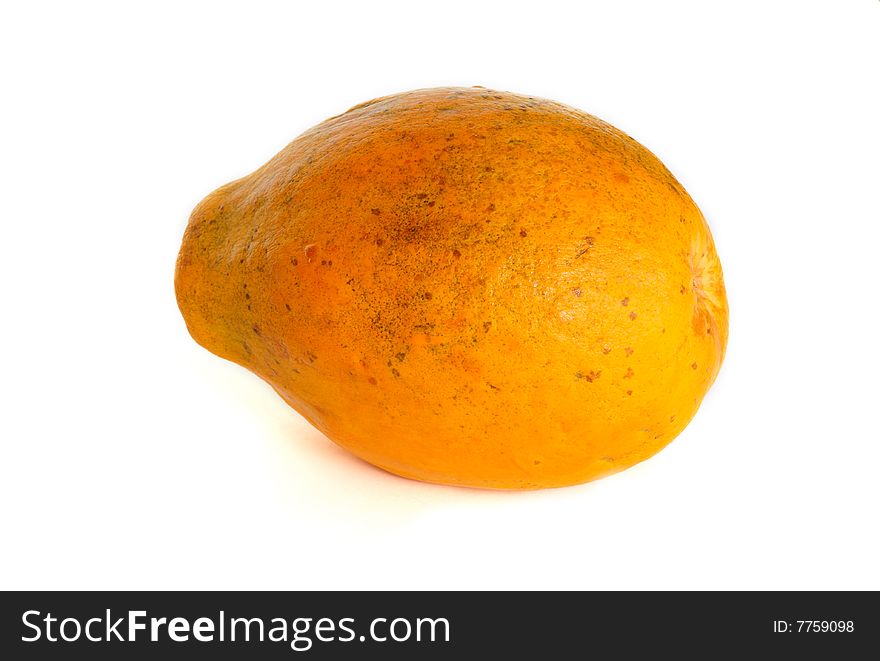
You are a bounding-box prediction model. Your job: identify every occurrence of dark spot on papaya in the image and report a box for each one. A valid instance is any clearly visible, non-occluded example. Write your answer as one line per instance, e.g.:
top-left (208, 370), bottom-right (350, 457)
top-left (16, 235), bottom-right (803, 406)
top-left (483, 321), bottom-right (492, 332)
top-left (621, 297), bottom-right (629, 306)
top-left (371, 208), bottom-right (381, 215)
top-left (285, 303), bottom-right (291, 311)
top-left (368, 377), bottom-right (377, 385)
top-left (691, 362), bottom-right (698, 370)
top-left (575, 237), bottom-right (594, 258)
top-left (629, 311), bottom-right (637, 320)
top-left (375, 238), bottom-right (384, 246)
top-left (572, 287), bottom-right (582, 297)
top-left (424, 292), bottom-right (433, 300)
top-left (626, 390), bottom-right (633, 396)
top-left (452, 249), bottom-right (461, 258)
top-left (391, 368), bottom-right (400, 377)
top-left (520, 228), bottom-right (527, 237)
top-left (395, 352), bottom-right (406, 362)
top-left (291, 257), bottom-right (298, 265)
top-left (624, 367), bottom-right (634, 379)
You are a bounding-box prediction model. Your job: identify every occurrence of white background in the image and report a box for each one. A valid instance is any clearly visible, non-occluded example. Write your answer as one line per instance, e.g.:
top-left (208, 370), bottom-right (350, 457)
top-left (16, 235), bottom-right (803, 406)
top-left (2, 0), bottom-right (878, 590)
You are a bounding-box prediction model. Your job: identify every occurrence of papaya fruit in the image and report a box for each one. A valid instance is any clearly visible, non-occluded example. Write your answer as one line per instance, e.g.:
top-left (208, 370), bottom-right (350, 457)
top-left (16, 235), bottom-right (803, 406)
top-left (175, 87), bottom-right (728, 489)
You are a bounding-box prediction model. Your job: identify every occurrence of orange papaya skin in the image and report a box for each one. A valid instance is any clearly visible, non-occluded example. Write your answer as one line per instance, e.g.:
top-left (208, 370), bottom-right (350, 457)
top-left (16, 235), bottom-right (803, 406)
top-left (175, 87), bottom-right (728, 489)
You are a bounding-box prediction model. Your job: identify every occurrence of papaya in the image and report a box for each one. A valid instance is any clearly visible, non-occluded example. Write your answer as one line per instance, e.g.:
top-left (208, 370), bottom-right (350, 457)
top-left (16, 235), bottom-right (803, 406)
top-left (175, 87), bottom-right (728, 489)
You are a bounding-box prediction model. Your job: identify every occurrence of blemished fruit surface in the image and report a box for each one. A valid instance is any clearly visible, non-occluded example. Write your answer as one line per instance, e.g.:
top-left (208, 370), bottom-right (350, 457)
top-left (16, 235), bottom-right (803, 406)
top-left (175, 87), bottom-right (728, 489)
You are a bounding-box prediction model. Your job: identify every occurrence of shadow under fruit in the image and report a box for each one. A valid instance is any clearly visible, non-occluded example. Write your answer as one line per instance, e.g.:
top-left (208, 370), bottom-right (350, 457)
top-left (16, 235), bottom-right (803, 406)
top-left (175, 87), bottom-right (728, 490)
